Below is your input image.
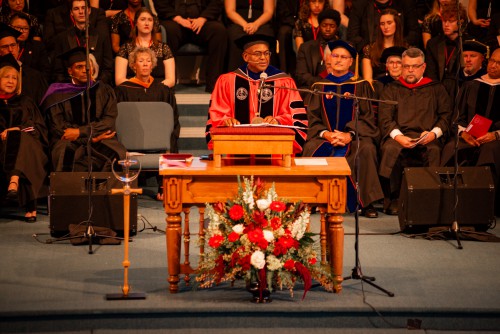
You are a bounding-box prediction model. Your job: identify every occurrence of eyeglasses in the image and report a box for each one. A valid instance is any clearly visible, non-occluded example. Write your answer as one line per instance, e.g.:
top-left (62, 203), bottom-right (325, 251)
top-left (11, 26), bottom-right (29, 32)
top-left (247, 51), bottom-right (271, 58)
top-left (387, 60), bottom-right (402, 66)
top-left (330, 54), bottom-right (352, 60)
top-left (0, 43), bottom-right (18, 51)
top-left (402, 63), bottom-right (425, 70)
top-left (488, 58), bottom-right (500, 66)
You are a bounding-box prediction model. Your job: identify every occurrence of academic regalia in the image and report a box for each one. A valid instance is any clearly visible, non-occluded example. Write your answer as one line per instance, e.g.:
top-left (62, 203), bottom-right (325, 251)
top-left (0, 94), bottom-right (48, 207)
top-left (18, 39), bottom-right (51, 78)
top-left (296, 36), bottom-right (337, 89)
top-left (302, 72), bottom-right (383, 211)
top-left (21, 66), bottom-right (48, 106)
top-left (378, 78), bottom-right (452, 192)
top-left (205, 64), bottom-right (308, 154)
top-left (115, 78), bottom-right (181, 153)
top-left (42, 81), bottom-right (126, 172)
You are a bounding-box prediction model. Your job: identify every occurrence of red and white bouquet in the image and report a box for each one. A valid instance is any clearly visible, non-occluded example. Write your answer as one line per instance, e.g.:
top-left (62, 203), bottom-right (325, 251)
top-left (196, 176), bottom-right (332, 299)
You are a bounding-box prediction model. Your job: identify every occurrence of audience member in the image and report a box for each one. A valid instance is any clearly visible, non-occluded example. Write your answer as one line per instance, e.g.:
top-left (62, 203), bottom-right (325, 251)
top-left (330, 0), bottom-right (349, 28)
top-left (205, 34), bottom-right (308, 154)
top-left (0, 23), bottom-right (47, 104)
top-left (97, 0), bottom-right (128, 18)
top-left (303, 40), bottom-right (383, 218)
top-left (115, 46), bottom-right (180, 153)
top-left (115, 7), bottom-right (175, 87)
top-left (459, 39), bottom-right (488, 83)
top-left (425, 3), bottom-right (468, 101)
top-left (421, 0), bottom-right (456, 48)
top-left (42, 47), bottom-right (126, 172)
top-left (0, 0), bottom-right (42, 40)
top-left (43, 0), bottom-right (109, 55)
top-left (361, 8), bottom-right (408, 81)
top-left (9, 12), bottom-right (50, 77)
top-left (294, 0), bottom-right (329, 52)
top-left (0, 53), bottom-right (48, 223)
top-left (485, 11), bottom-right (500, 49)
top-left (225, 0), bottom-right (275, 72)
top-left (467, 0), bottom-right (500, 42)
top-left (347, 0), bottom-right (420, 53)
top-left (111, 0), bottom-right (162, 54)
top-left (275, 0), bottom-right (300, 75)
top-left (51, 0), bottom-right (114, 84)
top-left (154, 0), bottom-right (227, 93)
top-left (296, 8), bottom-right (340, 89)
top-left (441, 47), bottom-right (500, 215)
top-left (374, 46), bottom-right (407, 86)
top-left (378, 47), bottom-right (452, 215)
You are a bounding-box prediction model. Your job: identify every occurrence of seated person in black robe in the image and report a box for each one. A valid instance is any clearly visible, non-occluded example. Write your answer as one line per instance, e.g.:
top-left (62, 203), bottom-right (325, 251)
top-left (441, 47), bottom-right (500, 216)
top-left (0, 54), bottom-right (48, 222)
top-left (42, 47), bottom-right (126, 172)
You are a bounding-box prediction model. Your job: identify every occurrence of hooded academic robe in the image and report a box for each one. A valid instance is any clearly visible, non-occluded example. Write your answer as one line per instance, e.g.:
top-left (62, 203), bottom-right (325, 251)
top-left (42, 81), bottom-right (126, 172)
top-left (302, 72), bottom-right (382, 210)
top-left (115, 78), bottom-right (181, 153)
top-left (0, 94), bottom-right (48, 206)
top-left (205, 64), bottom-right (308, 154)
top-left (378, 78), bottom-right (452, 190)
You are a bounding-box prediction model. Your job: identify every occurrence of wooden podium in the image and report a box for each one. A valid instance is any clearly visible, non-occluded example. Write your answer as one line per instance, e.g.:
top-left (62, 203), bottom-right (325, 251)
top-left (211, 127), bottom-right (295, 167)
top-left (160, 157), bottom-right (351, 294)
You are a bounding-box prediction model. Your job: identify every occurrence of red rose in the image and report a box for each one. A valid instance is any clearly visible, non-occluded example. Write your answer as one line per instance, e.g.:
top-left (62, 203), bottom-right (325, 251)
top-left (252, 211), bottom-right (268, 228)
top-left (247, 228), bottom-right (264, 244)
top-left (229, 204), bottom-right (244, 220)
top-left (239, 254), bottom-right (251, 271)
top-left (228, 231), bottom-right (240, 242)
top-left (270, 217), bottom-right (282, 230)
top-left (208, 235), bottom-right (224, 248)
top-left (309, 258), bottom-right (317, 265)
top-left (284, 259), bottom-right (296, 271)
top-left (270, 201), bottom-right (286, 212)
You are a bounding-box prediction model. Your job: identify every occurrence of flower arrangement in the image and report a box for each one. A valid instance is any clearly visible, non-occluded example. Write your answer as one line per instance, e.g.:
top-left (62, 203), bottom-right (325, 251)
top-left (196, 176), bottom-right (333, 301)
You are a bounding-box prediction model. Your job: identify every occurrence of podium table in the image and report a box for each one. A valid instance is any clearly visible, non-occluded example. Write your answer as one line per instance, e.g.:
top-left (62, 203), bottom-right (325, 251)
top-left (160, 157), bottom-right (351, 293)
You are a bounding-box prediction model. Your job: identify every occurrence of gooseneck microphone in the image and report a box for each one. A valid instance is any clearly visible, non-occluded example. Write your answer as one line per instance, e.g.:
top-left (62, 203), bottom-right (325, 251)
top-left (253, 72), bottom-right (268, 124)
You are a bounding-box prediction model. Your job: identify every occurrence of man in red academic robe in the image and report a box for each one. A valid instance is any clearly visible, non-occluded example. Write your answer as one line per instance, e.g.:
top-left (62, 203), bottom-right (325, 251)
top-left (205, 34), bottom-right (308, 154)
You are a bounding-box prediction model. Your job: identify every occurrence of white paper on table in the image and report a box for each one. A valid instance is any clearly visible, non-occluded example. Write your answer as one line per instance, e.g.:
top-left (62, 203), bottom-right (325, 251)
top-left (294, 158), bottom-right (328, 166)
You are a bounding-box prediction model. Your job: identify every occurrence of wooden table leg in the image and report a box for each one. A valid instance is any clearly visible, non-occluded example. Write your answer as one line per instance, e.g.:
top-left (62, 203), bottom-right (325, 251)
top-left (328, 213), bottom-right (344, 293)
top-left (164, 177), bottom-right (183, 293)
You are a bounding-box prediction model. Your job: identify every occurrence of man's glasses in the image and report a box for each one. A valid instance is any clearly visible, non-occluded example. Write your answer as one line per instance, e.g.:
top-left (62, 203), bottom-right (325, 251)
top-left (402, 63), bottom-right (424, 70)
top-left (11, 26), bottom-right (29, 32)
top-left (0, 43), bottom-right (19, 51)
top-left (387, 60), bottom-right (402, 66)
top-left (247, 51), bottom-right (271, 58)
top-left (488, 58), bottom-right (500, 66)
top-left (330, 54), bottom-right (352, 60)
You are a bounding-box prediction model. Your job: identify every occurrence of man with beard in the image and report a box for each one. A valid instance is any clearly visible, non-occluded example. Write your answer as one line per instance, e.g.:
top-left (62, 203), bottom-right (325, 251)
top-left (378, 47), bottom-right (452, 214)
top-left (295, 8), bottom-right (341, 90)
top-left (205, 34), bottom-right (308, 154)
top-left (42, 47), bottom-right (126, 172)
top-left (303, 40), bottom-right (383, 218)
top-left (442, 47), bottom-right (500, 215)
top-left (459, 39), bottom-right (488, 84)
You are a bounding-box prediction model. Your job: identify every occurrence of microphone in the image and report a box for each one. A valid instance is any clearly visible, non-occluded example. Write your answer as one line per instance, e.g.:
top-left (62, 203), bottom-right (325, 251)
top-left (253, 72), bottom-right (268, 124)
top-left (257, 72), bottom-right (267, 96)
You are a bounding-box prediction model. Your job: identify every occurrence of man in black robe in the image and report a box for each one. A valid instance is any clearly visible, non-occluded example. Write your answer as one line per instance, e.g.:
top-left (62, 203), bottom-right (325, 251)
top-left (42, 47), bottom-right (126, 172)
top-left (303, 40), bottom-right (383, 218)
top-left (459, 39), bottom-right (488, 84)
top-left (296, 9), bottom-right (341, 90)
top-left (441, 47), bottom-right (500, 215)
top-left (378, 47), bottom-right (452, 214)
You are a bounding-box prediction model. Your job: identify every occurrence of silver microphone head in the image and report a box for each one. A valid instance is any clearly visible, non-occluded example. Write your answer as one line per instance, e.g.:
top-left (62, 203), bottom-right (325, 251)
top-left (260, 72), bottom-right (268, 80)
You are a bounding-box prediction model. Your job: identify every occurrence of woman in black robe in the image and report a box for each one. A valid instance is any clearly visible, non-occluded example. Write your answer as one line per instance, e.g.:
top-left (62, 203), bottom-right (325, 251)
top-left (115, 46), bottom-right (180, 200)
top-left (0, 54), bottom-right (48, 222)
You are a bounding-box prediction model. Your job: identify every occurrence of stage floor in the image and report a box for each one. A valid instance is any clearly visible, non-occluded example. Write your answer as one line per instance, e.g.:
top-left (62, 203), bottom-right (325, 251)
top-left (1, 191), bottom-right (500, 333)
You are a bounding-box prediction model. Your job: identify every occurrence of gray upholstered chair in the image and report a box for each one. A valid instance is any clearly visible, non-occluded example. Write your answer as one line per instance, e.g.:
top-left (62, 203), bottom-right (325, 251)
top-left (115, 101), bottom-right (174, 171)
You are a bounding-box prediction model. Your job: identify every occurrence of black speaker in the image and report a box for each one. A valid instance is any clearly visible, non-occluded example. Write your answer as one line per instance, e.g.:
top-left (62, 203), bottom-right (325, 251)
top-left (49, 172), bottom-right (138, 237)
top-left (399, 167), bottom-right (496, 231)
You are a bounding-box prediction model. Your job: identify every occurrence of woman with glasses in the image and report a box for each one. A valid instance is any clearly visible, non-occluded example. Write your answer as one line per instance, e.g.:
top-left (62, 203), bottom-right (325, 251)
top-left (8, 13), bottom-right (50, 77)
top-left (225, 0), bottom-right (276, 71)
top-left (0, 53), bottom-right (48, 223)
top-left (361, 9), bottom-right (408, 81)
top-left (0, 0), bottom-right (42, 41)
top-left (115, 7), bottom-right (175, 87)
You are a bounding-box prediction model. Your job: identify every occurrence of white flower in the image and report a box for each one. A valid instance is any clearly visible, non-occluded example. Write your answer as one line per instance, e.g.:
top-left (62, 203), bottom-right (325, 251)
top-left (266, 255), bottom-right (283, 271)
top-left (263, 229), bottom-right (275, 242)
top-left (256, 198), bottom-right (271, 211)
top-left (291, 210), bottom-right (310, 240)
top-left (250, 250), bottom-right (266, 269)
top-left (232, 224), bottom-right (244, 234)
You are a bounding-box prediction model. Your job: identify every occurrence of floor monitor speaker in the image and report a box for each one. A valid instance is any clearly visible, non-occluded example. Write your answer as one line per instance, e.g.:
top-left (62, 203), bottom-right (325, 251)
top-left (398, 167), bottom-right (495, 232)
top-left (49, 172), bottom-right (138, 237)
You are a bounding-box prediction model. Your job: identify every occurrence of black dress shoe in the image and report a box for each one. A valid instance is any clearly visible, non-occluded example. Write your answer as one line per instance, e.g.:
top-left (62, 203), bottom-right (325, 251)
top-left (385, 200), bottom-right (399, 215)
top-left (362, 205), bottom-right (378, 218)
